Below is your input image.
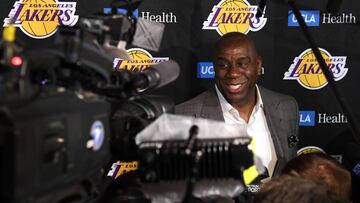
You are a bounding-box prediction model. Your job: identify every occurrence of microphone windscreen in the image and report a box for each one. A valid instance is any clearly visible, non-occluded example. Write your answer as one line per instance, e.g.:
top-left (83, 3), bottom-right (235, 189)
top-left (151, 60), bottom-right (180, 88)
top-left (103, 45), bottom-right (131, 60)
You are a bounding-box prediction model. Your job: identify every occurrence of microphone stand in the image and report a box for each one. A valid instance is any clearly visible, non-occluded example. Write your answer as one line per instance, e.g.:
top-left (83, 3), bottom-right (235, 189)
top-left (183, 125), bottom-right (201, 203)
top-left (281, 0), bottom-right (360, 144)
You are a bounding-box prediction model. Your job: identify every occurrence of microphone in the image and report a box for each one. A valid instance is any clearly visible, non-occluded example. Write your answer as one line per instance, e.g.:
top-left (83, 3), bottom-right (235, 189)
top-left (132, 60), bottom-right (180, 92)
top-left (256, 0), bottom-right (267, 18)
top-left (102, 60), bottom-right (180, 98)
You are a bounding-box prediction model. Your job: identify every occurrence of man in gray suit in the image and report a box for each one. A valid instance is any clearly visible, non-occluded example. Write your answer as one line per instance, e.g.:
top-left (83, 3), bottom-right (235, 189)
top-left (175, 32), bottom-right (299, 177)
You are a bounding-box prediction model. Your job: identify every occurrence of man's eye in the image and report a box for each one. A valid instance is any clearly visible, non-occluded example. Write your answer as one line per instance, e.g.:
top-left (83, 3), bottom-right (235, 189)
top-left (239, 62), bottom-right (249, 67)
top-left (238, 59), bottom-right (250, 68)
top-left (217, 63), bottom-right (229, 68)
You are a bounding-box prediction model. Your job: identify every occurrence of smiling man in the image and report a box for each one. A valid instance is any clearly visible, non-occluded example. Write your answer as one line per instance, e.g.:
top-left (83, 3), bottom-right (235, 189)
top-left (175, 32), bottom-right (299, 177)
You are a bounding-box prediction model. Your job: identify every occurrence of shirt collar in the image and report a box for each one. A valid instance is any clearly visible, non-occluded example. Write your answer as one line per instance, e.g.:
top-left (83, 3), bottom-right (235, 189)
top-left (215, 84), bottom-right (264, 115)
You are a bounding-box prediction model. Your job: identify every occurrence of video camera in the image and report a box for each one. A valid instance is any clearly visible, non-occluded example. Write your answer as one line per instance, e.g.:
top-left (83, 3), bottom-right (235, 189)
top-left (0, 1), bottom-right (259, 202)
top-left (0, 1), bottom-right (178, 202)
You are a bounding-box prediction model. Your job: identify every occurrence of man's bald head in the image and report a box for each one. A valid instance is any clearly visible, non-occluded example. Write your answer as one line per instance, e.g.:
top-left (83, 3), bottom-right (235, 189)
top-left (215, 32), bottom-right (258, 57)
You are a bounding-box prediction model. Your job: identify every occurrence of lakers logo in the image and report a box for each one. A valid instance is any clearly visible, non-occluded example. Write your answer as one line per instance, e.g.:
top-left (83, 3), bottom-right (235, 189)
top-left (3, 0), bottom-right (78, 39)
top-left (113, 48), bottom-right (168, 72)
top-left (284, 48), bottom-right (348, 90)
top-left (203, 0), bottom-right (267, 36)
top-left (297, 146), bottom-right (325, 156)
top-left (107, 161), bottom-right (138, 179)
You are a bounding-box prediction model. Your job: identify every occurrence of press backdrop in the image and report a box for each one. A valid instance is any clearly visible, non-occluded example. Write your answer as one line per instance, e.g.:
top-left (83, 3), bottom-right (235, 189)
top-left (1, 0), bottom-right (359, 162)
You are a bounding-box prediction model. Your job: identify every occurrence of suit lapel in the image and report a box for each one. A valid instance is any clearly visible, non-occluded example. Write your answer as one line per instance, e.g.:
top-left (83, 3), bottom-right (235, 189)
top-left (259, 86), bottom-right (285, 176)
top-left (200, 87), bottom-right (224, 121)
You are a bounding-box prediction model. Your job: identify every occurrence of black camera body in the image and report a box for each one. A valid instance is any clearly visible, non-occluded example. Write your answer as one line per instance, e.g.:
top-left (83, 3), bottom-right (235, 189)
top-left (0, 91), bottom-right (111, 203)
top-left (0, 6), bottom-right (176, 201)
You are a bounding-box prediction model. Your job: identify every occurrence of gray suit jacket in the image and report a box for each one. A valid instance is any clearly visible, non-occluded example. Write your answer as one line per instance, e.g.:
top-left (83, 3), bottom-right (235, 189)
top-left (175, 85), bottom-right (299, 177)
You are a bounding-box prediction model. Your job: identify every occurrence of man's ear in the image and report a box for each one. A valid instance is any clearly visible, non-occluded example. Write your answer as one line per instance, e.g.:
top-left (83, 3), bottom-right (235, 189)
top-left (257, 56), bottom-right (262, 75)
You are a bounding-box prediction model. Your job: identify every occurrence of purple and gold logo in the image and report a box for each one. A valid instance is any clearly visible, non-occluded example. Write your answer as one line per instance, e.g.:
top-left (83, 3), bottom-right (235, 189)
top-left (3, 0), bottom-right (78, 39)
top-left (113, 48), bottom-right (168, 72)
top-left (107, 161), bottom-right (138, 179)
top-left (284, 48), bottom-right (348, 90)
top-left (203, 0), bottom-right (267, 36)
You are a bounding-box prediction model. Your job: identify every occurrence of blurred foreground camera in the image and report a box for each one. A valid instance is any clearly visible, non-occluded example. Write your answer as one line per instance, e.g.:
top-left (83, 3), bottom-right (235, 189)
top-left (0, 5), bottom-right (177, 202)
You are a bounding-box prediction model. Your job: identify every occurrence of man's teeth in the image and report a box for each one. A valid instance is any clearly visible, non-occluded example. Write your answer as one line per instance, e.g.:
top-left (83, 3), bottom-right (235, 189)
top-left (228, 84), bottom-right (242, 89)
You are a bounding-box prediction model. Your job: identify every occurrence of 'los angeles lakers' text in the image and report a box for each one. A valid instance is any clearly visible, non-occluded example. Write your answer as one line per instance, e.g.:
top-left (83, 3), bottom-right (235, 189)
top-left (3, 0), bottom-right (78, 39)
top-left (284, 48), bottom-right (348, 90)
top-left (113, 48), bottom-right (169, 72)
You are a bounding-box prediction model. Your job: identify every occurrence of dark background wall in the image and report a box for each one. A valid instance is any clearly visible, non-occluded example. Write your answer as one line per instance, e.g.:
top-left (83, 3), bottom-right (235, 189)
top-left (1, 0), bottom-right (359, 162)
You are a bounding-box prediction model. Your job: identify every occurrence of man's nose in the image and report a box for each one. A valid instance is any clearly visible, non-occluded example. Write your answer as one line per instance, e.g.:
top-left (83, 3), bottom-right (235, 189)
top-left (226, 65), bottom-right (244, 78)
